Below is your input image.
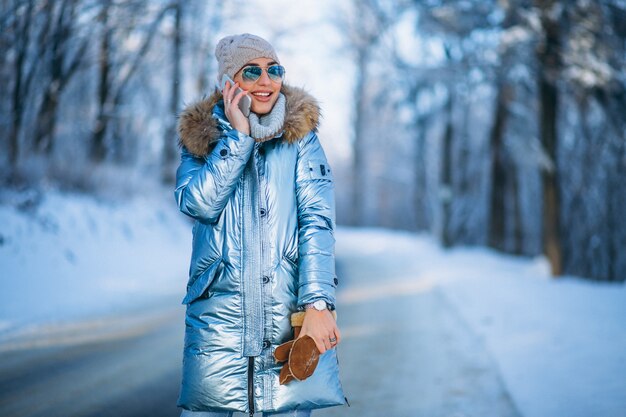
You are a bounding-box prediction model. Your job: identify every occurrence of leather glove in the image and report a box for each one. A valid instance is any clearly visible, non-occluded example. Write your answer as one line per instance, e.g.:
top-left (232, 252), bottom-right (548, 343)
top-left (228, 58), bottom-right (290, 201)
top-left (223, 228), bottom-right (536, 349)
top-left (274, 311), bottom-right (337, 385)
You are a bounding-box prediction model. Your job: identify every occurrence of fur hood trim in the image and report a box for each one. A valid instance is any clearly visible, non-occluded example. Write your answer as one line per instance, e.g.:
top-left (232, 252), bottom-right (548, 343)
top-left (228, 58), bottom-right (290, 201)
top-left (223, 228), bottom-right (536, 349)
top-left (178, 85), bottom-right (320, 157)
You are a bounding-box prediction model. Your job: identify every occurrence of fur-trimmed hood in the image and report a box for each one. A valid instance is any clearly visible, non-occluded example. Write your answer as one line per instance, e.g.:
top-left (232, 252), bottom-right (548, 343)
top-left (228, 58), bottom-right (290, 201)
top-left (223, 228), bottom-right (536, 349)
top-left (178, 84), bottom-right (320, 157)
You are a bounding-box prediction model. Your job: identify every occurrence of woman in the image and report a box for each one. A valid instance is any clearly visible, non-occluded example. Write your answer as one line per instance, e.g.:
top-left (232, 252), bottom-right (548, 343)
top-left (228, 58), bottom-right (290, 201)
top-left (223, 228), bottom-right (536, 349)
top-left (174, 33), bottom-right (346, 416)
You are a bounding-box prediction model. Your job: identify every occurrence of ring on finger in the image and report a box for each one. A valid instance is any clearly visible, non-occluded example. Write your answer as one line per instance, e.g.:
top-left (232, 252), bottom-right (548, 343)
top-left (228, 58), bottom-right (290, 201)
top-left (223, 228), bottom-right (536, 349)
top-left (329, 337), bottom-right (337, 343)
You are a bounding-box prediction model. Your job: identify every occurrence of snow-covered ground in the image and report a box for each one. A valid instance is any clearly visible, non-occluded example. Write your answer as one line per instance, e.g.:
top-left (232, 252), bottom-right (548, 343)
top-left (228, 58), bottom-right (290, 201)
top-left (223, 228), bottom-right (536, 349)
top-left (0, 191), bottom-right (624, 417)
top-left (0, 188), bottom-right (190, 336)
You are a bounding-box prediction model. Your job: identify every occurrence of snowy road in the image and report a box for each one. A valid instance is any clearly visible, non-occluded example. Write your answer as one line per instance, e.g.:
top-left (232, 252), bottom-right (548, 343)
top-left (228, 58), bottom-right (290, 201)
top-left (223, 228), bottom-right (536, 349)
top-left (0, 307), bottom-right (184, 417)
top-left (0, 239), bottom-right (521, 417)
top-left (316, 238), bottom-right (521, 417)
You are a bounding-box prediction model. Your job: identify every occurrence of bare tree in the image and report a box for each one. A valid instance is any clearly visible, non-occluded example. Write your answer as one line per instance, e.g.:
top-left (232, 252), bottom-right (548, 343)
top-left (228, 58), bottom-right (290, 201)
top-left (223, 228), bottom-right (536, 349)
top-left (91, 0), bottom-right (173, 163)
top-left (488, 2), bottom-right (527, 254)
top-left (33, 0), bottom-right (91, 155)
top-left (440, 86), bottom-right (454, 247)
top-left (558, 0), bottom-right (626, 280)
top-left (7, 0), bottom-right (36, 175)
top-left (161, 0), bottom-right (183, 183)
top-left (337, 0), bottom-right (397, 225)
top-left (349, 0), bottom-right (380, 225)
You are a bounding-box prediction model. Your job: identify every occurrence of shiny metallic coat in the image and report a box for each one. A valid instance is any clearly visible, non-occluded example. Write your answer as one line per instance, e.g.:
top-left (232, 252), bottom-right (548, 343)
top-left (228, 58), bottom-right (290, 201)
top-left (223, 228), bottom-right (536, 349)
top-left (174, 85), bottom-right (346, 413)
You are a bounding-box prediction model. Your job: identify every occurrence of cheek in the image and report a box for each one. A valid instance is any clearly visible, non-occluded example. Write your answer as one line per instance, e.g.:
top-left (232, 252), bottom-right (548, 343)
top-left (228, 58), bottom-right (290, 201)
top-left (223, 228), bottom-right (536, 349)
top-left (271, 85), bottom-right (282, 103)
top-left (269, 93), bottom-right (280, 106)
top-left (232, 74), bottom-right (245, 85)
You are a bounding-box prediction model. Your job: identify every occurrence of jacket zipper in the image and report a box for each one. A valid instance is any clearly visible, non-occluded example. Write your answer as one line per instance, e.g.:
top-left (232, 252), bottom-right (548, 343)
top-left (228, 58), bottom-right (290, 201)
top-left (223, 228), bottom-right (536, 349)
top-left (248, 356), bottom-right (255, 417)
top-left (250, 144), bottom-right (263, 417)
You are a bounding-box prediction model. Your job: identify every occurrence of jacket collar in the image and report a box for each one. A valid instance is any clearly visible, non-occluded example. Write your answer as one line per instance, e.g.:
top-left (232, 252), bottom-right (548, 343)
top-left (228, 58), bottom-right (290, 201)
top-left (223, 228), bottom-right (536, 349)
top-left (177, 84), bottom-right (320, 157)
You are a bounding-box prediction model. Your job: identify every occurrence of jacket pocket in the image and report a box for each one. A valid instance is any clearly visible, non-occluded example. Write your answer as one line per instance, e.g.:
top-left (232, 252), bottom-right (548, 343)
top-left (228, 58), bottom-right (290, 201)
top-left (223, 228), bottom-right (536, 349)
top-left (182, 258), bottom-right (222, 305)
top-left (307, 159), bottom-right (333, 181)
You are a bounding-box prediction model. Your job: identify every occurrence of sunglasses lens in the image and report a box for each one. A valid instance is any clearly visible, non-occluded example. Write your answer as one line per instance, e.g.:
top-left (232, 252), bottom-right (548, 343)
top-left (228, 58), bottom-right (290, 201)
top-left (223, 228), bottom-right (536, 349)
top-left (242, 66), bottom-right (263, 82)
top-left (267, 65), bottom-right (285, 81)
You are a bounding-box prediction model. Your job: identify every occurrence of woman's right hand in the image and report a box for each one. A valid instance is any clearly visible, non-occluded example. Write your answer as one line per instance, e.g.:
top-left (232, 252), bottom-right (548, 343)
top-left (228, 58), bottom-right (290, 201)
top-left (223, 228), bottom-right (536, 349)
top-left (223, 81), bottom-right (250, 136)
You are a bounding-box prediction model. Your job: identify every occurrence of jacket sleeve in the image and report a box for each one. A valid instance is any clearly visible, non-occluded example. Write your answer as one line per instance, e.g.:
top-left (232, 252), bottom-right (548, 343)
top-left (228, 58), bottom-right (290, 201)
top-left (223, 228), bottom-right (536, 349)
top-left (174, 129), bottom-right (255, 223)
top-left (295, 132), bottom-right (338, 309)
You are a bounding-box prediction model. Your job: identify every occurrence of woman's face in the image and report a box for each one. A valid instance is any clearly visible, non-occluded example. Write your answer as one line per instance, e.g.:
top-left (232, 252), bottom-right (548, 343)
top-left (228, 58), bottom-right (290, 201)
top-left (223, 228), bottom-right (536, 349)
top-left (233, 57), bottom-right (282, 115)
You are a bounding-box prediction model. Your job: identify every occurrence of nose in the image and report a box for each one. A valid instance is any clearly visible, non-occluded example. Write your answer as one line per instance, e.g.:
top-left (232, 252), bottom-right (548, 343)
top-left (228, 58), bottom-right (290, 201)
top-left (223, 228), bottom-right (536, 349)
top-left (257, 69), bottom-right (271, 86)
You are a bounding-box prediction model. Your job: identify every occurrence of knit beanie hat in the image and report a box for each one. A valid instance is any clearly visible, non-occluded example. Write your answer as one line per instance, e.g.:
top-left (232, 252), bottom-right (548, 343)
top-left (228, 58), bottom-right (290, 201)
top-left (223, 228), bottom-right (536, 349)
top-left (215, 33), bottom-right (280, 81)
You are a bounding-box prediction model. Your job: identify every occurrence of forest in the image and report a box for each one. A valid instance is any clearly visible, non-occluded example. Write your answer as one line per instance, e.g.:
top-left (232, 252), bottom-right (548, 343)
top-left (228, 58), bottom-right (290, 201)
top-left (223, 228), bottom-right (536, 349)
top-left (1, 0), bottom-right (625, 281)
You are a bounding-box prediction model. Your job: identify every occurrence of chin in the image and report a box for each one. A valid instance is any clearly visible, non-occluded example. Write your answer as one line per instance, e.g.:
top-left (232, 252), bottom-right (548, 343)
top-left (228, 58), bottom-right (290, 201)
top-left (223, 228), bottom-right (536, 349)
top-left (252, 106), bottom-right (270, 115)
top-left (252, 99), bottom-right (278, 115)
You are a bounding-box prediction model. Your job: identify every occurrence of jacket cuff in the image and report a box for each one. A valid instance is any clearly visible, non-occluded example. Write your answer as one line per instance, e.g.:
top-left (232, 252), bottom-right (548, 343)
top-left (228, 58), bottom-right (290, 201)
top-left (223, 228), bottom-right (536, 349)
top-left (297, 284), bottom-right (336, 311)
top-left (215, 129), bottom-right (254, 158)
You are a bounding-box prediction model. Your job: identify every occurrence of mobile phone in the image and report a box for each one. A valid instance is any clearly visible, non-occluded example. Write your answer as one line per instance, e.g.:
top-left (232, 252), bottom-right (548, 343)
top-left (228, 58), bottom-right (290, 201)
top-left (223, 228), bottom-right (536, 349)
top-left (221, 74), bottom-right (252, 117)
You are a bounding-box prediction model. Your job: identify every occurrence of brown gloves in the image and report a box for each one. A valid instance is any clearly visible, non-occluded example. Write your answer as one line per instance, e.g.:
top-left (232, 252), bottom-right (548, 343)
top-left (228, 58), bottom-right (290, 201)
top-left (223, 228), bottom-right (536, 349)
top-left (274, 310), bottom-right (337, 385)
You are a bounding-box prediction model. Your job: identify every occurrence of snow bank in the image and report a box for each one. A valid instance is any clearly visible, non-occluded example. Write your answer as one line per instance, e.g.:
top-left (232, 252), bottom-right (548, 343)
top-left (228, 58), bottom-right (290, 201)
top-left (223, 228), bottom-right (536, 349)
top-left (0, 188), bottom-right (190, 336)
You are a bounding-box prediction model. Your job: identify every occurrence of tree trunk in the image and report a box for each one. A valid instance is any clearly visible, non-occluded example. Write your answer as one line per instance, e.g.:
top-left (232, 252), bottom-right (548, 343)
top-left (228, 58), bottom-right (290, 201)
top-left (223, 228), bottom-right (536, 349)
top-left (595, 86), bottom-right (626, 281)
top-left (34, 88), bottom-right (60, 154)
top-left (162, 2), bottom-right (182, 183)
top-left (488, 2), bottom-right (524, 254)
top-left (488, 84), bottom-right (511, 251)
top-left (351, 47), bottom-right (368, 226)
top-left (511, 168), bottom-right (524, 254)
top-left (412, 90), bottom-right (429, 231)
top-left (440, 91), bottom-right (454, 248)
top-left (536, 0), bottom-right (563, 276)
top-left (8, 0), bottom-right (34, 174)
top-left (91, 0), bottom-right (112, 163)
top-left (34, 0), bottom-right (84, 155)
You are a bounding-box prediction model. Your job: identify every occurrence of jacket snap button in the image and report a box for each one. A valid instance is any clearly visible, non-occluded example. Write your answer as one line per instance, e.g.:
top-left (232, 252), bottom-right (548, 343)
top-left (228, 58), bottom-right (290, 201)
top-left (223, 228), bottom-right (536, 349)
top-left (262, 275), bottom-right (270, 284)
top-left (334, 277), bottom-right (339, 285)
top-left (260, 208), bottom-right (267, 217)
top-left (219, 148), bottom-right (228, 157)
top-left (263, 340), bottom-right (271, 349)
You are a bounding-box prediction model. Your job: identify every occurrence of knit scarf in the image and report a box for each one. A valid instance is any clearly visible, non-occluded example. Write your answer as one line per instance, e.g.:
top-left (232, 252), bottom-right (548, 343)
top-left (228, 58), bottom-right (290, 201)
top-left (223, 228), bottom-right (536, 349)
top-left (248, 93), bottom-right (286, 142)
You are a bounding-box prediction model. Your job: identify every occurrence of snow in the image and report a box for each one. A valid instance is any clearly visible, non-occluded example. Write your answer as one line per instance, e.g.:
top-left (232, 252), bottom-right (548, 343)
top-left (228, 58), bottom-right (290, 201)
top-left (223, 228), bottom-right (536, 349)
top-left (501, 25), bottom-right (533, 50)
top-left (1, 192), bottom-right (625, 416)
top-left (0, 188), bottom-right (189, 335)
top-left (437, 251), bottom-right (626, 417)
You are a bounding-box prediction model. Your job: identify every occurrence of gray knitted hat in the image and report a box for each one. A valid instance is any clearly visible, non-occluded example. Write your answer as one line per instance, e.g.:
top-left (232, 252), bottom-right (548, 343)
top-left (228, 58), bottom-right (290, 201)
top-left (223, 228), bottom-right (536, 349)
top-left (215, 33), bottom-right (280, 81)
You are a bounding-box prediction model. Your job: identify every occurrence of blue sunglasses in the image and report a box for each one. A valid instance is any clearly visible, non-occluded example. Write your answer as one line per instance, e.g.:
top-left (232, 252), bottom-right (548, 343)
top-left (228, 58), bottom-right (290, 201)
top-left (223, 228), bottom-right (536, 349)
top-left (241, 65), bottom-right (286, 83)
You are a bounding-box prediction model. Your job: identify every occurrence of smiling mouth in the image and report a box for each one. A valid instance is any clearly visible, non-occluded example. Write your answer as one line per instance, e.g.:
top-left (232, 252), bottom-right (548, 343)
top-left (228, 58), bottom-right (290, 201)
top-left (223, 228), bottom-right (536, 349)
top-left (251, 91), bottom-right (273, 102)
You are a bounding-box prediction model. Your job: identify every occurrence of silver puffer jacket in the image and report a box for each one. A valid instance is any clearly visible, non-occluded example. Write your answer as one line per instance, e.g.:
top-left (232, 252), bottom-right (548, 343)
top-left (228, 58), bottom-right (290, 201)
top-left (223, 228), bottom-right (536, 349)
top-left (174, 85), bottom-right (346, 414)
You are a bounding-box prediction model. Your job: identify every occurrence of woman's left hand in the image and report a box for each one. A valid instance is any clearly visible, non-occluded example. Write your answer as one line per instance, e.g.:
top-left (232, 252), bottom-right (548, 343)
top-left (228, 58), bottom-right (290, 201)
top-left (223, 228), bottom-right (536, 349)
top-left (299, 309), bottom-right (341, 354)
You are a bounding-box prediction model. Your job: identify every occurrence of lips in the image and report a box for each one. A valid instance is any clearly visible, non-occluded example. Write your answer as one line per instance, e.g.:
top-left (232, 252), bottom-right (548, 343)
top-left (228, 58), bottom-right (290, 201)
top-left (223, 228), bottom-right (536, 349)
top-left (251, 91), bottom-right (273, 102)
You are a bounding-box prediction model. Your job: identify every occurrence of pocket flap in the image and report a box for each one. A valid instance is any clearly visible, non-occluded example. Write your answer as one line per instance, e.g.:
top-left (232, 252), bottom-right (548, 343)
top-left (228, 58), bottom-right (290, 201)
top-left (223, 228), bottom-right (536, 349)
top-left (182, 259), bottom-right (222, 304)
